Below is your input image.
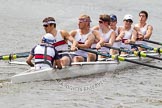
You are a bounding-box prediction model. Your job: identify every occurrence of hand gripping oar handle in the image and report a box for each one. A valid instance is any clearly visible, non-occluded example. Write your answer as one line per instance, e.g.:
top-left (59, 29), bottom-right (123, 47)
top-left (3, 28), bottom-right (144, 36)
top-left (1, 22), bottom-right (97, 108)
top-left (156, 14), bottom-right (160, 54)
top-left (79, 48), bottom-right (162, 70)
top-left (143, 39), bottom-right (162, 46)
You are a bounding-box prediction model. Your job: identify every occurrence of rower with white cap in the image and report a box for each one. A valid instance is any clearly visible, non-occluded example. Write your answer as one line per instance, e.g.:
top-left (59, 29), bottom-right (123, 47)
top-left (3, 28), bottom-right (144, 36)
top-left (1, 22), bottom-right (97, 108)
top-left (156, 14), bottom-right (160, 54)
top-left (116, 14), bottom-right (137, 52)
top-left (26, 33), bottom-right (62, 70)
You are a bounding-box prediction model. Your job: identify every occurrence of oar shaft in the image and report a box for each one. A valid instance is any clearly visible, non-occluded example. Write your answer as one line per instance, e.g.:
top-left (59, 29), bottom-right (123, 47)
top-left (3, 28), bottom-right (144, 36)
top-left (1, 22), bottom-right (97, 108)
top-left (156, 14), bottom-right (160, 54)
top-left (143, 39), bottom-right (162, 46)
top-left (133, 51), bottom-right (162, 60)
top-left (79, 48), bottom-right (162, 70)
top-left (124, 58), bottom-right (162, 70)
top-left (104, 46), bottom-right (162, 61)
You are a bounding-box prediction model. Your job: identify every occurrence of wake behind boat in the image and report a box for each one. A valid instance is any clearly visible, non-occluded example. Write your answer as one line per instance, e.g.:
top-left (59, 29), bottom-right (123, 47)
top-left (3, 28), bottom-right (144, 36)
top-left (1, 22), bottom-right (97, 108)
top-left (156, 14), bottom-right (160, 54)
top-left (11, 52), bottom-right (159, 83)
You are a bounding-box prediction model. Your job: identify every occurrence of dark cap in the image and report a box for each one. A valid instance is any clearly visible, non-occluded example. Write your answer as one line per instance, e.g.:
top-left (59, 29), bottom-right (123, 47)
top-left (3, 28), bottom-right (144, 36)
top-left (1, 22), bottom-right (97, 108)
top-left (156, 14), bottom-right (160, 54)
top-left (110, 14), bottom-right (117, 21)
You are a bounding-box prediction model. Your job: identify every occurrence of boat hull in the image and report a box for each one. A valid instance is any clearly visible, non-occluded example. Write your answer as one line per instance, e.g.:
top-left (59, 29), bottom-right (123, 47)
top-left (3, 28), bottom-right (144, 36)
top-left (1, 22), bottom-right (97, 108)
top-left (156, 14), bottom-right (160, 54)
top-left (11, 55), bottom-right (155, 83)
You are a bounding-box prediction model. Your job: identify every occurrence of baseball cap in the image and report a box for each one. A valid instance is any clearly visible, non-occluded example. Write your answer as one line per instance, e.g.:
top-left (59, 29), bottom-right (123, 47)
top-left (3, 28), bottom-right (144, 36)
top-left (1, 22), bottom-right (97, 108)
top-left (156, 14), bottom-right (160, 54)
top-left (123, 14), bottom-right (133, 22)
top-left (110, 14), bottom-right (117, 21)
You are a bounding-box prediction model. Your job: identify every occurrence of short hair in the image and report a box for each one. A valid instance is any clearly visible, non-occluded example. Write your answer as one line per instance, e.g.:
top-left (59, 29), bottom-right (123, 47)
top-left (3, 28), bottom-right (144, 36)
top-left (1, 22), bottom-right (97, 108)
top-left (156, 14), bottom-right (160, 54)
top-left (139, 10), bottom-right (148, 19)
top-left (99, 14), bottom-right (110, 25)
top-left (79, 14), bottom-right (91, 22)
top-left (42, 17), bottom-right (56, 28)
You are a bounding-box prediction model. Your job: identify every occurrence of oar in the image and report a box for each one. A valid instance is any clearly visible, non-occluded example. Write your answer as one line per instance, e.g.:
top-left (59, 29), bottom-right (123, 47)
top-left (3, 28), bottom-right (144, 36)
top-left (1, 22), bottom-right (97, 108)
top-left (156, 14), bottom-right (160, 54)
top-left (0, 49), bottom-right (74, 61)
top-left (130, 43), bottom-right (162, 53)
top-left (79, 48), bottom-right (162, 70)
top-left (0, 52), bottom-right (30, 60)
top-left (104, 46), bottom-right (162, 61)
top-left (143, 39), bottom-right (162, 46)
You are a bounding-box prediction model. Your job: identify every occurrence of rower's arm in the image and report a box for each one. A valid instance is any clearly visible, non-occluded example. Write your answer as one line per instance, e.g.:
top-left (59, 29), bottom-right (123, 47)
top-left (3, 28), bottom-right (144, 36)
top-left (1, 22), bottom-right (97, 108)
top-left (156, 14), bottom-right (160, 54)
top-left (92, 30), bottom-right (104, 49)
top-left (26, 54), bottom-right (34, 67)
top-left (78, 34), bottom-right (95, 48)
top-left (130, 29), bottom-right (137, 43)
top-left (54, 60), bottom-right (62, 69)
top-left (116, 30), bottom-right (125, 42)
top-left (61, 30), bottom-right (78, 51)
top-left (144, 25), bottom-right (153, 39)
top-left (104, 31), bottom-right (116, 47)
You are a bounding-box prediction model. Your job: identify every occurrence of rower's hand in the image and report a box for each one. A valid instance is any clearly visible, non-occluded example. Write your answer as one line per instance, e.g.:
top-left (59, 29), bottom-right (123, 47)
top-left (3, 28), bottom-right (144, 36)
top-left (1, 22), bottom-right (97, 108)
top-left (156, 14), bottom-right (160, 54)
top-left (124, 39), bottom-right (131, 44)
top-left (137, 32), bottom-right (144, 41)
top-left (96, 43), bottom-right (102, 49)
top-left (70, 46), bottom-right (78, 51)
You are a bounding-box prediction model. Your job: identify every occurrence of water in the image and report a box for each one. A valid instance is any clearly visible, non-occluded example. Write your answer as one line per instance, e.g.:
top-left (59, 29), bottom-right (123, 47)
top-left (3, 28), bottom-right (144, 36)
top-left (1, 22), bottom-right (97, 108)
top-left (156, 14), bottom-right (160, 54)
top-left (0, 0), bottom-right (162, 108)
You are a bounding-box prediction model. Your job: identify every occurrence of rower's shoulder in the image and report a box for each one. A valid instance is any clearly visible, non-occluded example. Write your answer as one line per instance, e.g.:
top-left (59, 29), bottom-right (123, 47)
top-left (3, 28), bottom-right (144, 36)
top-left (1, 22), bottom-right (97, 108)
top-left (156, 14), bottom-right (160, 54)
top-left (92, 25), bottom-right (99, 31)
top-left (60, 29), bottom-right (69, 34)
top-left (147, 24), bottom-right (153, 30)
top-left (59, 30), bottom-right (70, 38)
top-left (69, 29), bottom-right (78, 36)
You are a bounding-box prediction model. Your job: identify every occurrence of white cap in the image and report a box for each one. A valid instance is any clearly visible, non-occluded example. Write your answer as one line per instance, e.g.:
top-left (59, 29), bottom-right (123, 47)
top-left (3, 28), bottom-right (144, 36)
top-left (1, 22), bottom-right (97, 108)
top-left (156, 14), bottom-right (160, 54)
top-left (123, 14), bottom-right (133, 21)
top-left (42, 33), bottom-right (55, 44)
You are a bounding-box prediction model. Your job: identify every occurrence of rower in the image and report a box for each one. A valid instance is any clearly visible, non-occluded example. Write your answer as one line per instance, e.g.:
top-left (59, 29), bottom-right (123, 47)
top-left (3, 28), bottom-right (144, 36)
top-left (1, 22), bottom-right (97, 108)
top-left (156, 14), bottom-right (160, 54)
top-left (92, 14), bottom-right (116, 59)
top-left (116, 14), bottom-right (137, 54)
top-left (109, 14), bottom-right (121, 54)
top-left (42, 17), bottom-right (78, 66)
top-left (69, 14), bottom-right (95, 62)
top-left (26, 33), bottom-right (62, 70)
top-left (134, 10), bottom-right (153, 51)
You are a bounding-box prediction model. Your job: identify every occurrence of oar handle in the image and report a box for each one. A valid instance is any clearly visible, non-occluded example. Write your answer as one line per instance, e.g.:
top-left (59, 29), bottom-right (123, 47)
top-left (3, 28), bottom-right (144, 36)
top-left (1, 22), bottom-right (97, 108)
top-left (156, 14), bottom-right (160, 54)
top-left (103, 46), bottom-right (133, 54)
top-left (58, 50), bottom-right (74, 53)
top-left (129, 43), bottom-right (154, 50)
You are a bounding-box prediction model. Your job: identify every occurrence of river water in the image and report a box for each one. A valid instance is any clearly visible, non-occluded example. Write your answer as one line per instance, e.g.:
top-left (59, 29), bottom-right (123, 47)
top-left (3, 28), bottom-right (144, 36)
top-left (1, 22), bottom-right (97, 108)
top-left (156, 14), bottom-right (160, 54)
top-left (0, 0), bottom-right (162, 108)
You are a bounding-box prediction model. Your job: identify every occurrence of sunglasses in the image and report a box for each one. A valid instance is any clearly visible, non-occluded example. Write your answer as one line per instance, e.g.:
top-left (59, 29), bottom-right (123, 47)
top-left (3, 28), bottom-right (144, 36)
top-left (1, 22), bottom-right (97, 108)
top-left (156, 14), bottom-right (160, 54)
top-left (79, 18), bottom-right (91, 23)
top-left (43, 24), bottom-right (49, 27)
top-left (99, 20), bottom-right (104, 24)
top-left (124, 19), bottom-right (133, 23)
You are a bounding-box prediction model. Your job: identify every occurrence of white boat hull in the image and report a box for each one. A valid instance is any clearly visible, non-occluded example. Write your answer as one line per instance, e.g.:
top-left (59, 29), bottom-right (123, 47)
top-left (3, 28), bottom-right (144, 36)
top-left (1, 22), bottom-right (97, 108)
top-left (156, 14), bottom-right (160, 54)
top-left (11, 55), bottom-right (155, 83)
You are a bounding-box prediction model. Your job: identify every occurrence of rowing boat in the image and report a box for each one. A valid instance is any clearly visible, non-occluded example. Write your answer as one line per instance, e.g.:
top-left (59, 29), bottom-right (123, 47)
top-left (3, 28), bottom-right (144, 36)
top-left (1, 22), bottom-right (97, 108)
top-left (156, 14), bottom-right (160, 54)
top-left (11, 52), bottom-right (159, 83)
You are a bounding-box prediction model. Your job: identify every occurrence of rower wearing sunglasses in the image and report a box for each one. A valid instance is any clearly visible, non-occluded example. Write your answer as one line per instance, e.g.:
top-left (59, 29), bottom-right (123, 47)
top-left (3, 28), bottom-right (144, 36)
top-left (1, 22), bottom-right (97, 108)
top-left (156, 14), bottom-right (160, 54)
top-left (92, 14), bottom-right (116, 59)
top-left (116, 14), bottom-right (137, 53)
top-left (42, 17), bottom-right (78, 66)
top-left (70, 14), bottom-right (104, 62)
